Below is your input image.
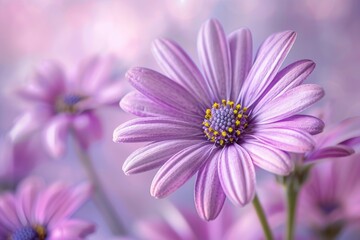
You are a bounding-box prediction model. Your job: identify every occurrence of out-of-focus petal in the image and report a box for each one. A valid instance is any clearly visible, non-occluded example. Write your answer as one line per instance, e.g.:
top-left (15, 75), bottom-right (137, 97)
top-left (50, 219), bottom-right (95, 240)
top-left (72, 112), bottom-right (102, 150)
top-left (306, 145), bottom-right (354, 162)
top-left (94, 80), bottom-right (126, 106)
top-left (195, 150), bottom-right (226, 221)
top-left (10, 107), bottom-right (52, 142)
top-left (113, 117), bottom-right (202, 143)
top-left (0, 193), bottom-right (21, 232)
top-left (218, 144), bottom-right (255, 206)
top-left (152, 38), bottom-right (211, 106)
top-left (33, 61), bottom-right (66, 97)
top-left (47, 183), bottom-right (92, 227)
top-left (123, 140), bottom-right (200, 175)
top-left (76, 56), bottom-right (115, 94)
top-left (43, 115), bottom-right (71, 158)
top-left (239, 31), bottom-right (296, 107)
top-left (16, 177), bottom-right (44, 224)
top-left (198, 19), bottom-right (231, 100)
top-left (126, 67), bottom-right (202, 116)
top-left (151, 143), bottom-right (213, 198)
top-left (228, 28), bottom-right (252, 100)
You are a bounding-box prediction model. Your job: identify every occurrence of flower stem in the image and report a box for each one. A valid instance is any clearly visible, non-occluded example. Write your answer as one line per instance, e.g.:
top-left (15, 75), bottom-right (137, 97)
top-left (252, 194), bottom-right (274, 240)
top-left (73, 135), bottom-right (127, 235)
top-left (285, 176), bottom-right (299, 240)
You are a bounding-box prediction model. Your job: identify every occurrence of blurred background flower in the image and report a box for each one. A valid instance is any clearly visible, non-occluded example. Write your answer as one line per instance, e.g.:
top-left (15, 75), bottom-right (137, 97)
top-left (0, 0), bottom-right (359, 239)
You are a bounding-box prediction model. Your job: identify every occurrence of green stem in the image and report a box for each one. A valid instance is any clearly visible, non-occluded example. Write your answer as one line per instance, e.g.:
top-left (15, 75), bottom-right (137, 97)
top-left (73, 135), bottom-right (127, 235)
top-left (285, 176), bottom-right (299, 240)
top-left (253, 194), bottom-right (274, 240)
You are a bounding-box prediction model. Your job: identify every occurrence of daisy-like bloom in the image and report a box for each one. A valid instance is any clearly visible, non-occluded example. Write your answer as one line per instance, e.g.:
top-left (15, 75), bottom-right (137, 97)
top-left (114, 19), bottom-right (324, 220)
top-left (298, 153), bottom-right (360, 239)
top-left (0, 177), bottom-right (95, 240)
top-left (10, 56), bottom-right (125, 158)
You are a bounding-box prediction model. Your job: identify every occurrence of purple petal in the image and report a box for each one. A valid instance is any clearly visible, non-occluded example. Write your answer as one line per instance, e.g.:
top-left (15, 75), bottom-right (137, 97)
top-left (35, 183), bottom-right (69, 223)
top-left (113, 117), bottom-right (202, 143)
top-left (47, 183), bottom-right (92, 227)
top-left (126, 67), bottom-right (202, 116)
top-left (120, 91), bottom-right (201, 122)
top-left (51, 219), bottom-right (95, 239)
top-left (243, 141), bottom-right (293, 175)
top-left (151, 143), bottom-right (213, 198)
top-left (94, 80), bottom-right (126, 106)
top-left (152, 38), bottom-right (211, 106)
top-left (0, 193), bottom-right (21, 231)
top-left (17, 177), bottom-right (44, 224)
top-left (255, 84), bottom-right (324, 124)
top-left (257, 115), bottom-right (325, 135)
top-left (239, 31), bottom-right (296, 107)
top-left (195, 149), bottom-right (226, 221)
top-left (318, 116), bottom-right (360, 147)
top-left (33, 61), bottom-right (66, 97)
top-left (43, 115), bottom-right (71, 158)
top-left (10, 107), bottom-right (52, 142)
top-left (76, 56), bottom-right (114, 93)
top-left (228, 28), bottom-right (253, 100)
top-left (72, 112), bottom-right (102, 150)
top-left (254, 128), bottom-right (315, 153)
top-left (15, 84), bottom-right (52, 103)
top-left (306, 145), bottom-right (354, 162)
top-left (198, 19), bottom-right (231, 100)
top-left (218, 144), bottom-right (255, 206)
top-left (123, 140), bottom-right (199, 174)
top-left (254, 60), bottom-right (316, 112)
top-left (340, 137), bottom-right (360, 149)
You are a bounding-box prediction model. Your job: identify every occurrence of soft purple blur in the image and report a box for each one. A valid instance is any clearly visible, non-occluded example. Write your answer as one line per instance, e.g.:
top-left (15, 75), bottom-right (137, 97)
top-left (1, 0), bottom-right (360, 239)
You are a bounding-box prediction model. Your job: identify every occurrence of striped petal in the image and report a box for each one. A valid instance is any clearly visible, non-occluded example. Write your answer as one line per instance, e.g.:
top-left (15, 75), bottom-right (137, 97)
top-left (195, 149), bottom-right (226, 221)
top-left (198, 19), bottom-right (231, 100)
top-left (123, 140), bottom-right (199, 174)
top-left (113, 117), bottom-right (202, 143)
top-left (254, 128), bottom-right (315, 153)
top-left (152, 38), bottom-right (211, 106)
top-left (126, 67), bottom-right (202, 116)
top-left (255, 84), bottom-right (324, 124)
top-left (257, 115), bottom-right (324, 135)
top-left (239, 31), bottom-right (296, 107)
top-left (218, 144), bottom-right (255, 206)
top-left (151, 143), bottom-right (213, 198)
top-left (254, 60), bottom-right (316, 112)
top-left (244, 141), bottom-right (293, 175)
top-left (228, 28), bottom-right (253, 100)
top-left (120, 91), bottom-right (201, 122)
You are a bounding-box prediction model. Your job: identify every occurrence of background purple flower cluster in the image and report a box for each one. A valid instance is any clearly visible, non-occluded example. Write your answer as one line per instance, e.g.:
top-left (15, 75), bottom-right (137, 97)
top-left (1, 1), bottom-right (360, 240)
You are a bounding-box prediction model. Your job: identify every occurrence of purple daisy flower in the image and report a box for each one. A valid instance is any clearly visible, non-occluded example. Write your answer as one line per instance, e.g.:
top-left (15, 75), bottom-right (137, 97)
top-left (10, 56), bottom-right (125, 158)
top-left (297, 154), bottom-right (360, 238)
top-left (114, 19), bottom-right (324, 220)
top-left (0, 177), bottom-right (95, 240)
